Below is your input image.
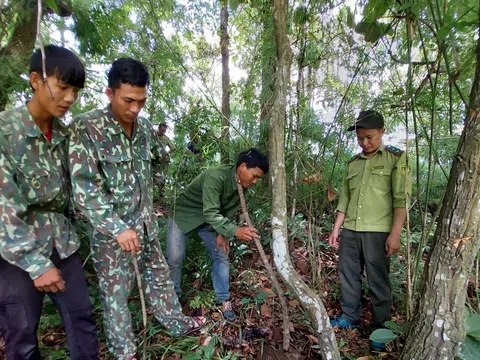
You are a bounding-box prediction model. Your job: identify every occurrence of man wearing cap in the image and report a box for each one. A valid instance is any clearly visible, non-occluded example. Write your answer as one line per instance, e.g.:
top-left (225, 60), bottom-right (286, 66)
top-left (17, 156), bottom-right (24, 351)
top-left (158, 123), bottom-right (176, 154)
top-left (328, 110), bottom-right (411, 348)
top-left (153, 123), bottom-right (176, 185)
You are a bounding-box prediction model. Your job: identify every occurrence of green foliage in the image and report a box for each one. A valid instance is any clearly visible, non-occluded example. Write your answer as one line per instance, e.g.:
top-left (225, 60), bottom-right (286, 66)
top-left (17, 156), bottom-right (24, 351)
top-left (384, 320), bottom-right (410, 335)
top-left (183, 335), bottom-right (218, 360)
top-left (465, 314), bottom-right (480, 341)
top-left (189, 290), bottom-right (216, 310)
top-left (362, 0), bottom-right (394, 22)
top-left (458, 312), bottom-right (480, 360)
top-left (369, 328), bottom-right (398, 344)
top-left (460, 336), bottom-right (480, 360)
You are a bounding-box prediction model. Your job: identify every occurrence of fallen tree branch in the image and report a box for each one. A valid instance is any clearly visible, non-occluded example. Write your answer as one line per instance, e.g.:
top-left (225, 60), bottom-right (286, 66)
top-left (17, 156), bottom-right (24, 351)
top-left (132, 256), bottom-right (147, 360)
top-left (235, 175), bottom-right (290, 351)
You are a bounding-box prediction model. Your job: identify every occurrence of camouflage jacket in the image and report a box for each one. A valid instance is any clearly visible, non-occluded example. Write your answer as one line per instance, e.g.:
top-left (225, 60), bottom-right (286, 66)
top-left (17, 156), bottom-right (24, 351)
top-left (68, 107), bottom-right (167, 244)
top-left (0, 105), bottom-right (78, 279)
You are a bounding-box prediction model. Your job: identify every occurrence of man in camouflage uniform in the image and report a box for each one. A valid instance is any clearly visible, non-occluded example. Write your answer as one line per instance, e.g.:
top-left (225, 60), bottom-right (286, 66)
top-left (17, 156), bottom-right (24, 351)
top-left (152, 122), bottom-right (175, 187)
top-left (69, 58), bottom-right (205, 360)
top-left (328, 110), bottom-right (412, 350)
top-left (158, 122), bottom-right (176, 154)
top-left (0, 45), bottom-right (98, 359)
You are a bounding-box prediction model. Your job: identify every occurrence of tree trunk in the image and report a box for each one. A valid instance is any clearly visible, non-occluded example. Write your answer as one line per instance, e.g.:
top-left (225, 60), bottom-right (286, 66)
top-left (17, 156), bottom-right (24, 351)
top-left (400, 5), bottom-right (480, 359)
top-left (269, 1), bottom-right (341, 359)
top-left (220, 0), bottom-right (230, 164)
top-left (257, 2), bottom-right (275, 155)
top-left (291, 20), bottom-right (306, 218)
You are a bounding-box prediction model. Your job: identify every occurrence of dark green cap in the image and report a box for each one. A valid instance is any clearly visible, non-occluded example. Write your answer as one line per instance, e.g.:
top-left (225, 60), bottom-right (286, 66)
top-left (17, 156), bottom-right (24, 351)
top-left (347, 109), bottom-right (384, 131)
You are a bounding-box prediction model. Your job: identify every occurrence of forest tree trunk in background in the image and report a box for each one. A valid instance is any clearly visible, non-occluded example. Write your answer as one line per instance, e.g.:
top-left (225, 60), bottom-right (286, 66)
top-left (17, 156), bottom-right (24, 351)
top-left (400, 4), bottom-right (480, 359)
top-left (269, 0), bottom-right (340, 358)
top-left (220, 0), bottom-right (230, 164)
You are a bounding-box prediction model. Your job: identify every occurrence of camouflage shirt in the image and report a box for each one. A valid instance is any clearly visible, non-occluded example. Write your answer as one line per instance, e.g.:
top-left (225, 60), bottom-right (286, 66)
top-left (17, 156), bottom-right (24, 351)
top-left (68, 107), bottom-right (167, 244)
top-left (0, 105), bottom-right (78, 279)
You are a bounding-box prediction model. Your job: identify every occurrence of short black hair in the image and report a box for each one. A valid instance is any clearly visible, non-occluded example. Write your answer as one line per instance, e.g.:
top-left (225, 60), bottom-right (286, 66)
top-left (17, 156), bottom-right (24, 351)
top-left (107, 58), bottom-right (149, 89)
top-left (29, 45), bottom-right (86, 88)
top-left (236, 148), bottom-right (269, 174)
top-left (160, 122), bottom-right (167, 128)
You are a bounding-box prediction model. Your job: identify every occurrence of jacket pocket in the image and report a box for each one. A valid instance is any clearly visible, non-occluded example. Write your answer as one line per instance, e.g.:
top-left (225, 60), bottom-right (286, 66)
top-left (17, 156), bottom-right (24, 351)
top-left (99, 152), bottom-right (133, 191)
top-left (16, 164), bottom-right (61, 204)
top-left (371, 168), bottom-right (392, 190)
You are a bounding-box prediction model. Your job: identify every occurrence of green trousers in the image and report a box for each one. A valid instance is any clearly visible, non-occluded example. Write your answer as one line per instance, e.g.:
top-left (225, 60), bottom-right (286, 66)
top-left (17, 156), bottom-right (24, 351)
top-left (338, 229), bottom-right (391, 327)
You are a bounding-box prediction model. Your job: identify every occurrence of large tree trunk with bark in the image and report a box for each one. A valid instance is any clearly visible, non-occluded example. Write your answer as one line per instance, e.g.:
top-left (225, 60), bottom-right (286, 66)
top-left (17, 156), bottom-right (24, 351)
top-left (220, 0), bottom-right (230, 164)
top-left (400, 6), bottom-right (480, 359)
top-left (269, 1), bottom-right (340, 359)
top-left (257, 1), bottom-right (275, 154)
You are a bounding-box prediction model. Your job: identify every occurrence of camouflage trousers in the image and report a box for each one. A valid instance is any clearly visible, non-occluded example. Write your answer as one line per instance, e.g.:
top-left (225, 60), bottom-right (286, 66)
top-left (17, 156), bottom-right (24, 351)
top-left (91, 236), bottom-right (195, 359)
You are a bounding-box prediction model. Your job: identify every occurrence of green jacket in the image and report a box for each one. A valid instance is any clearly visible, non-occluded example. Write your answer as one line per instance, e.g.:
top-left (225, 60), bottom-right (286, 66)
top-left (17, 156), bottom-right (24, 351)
top-left (0, 105), bottom-right (78, 279)
top-left (69, 107), bottom-right (167, 243)
top-left (173, 165), bottom-right (240, 237)
top-left (337, 144), bottom-right (412, 233)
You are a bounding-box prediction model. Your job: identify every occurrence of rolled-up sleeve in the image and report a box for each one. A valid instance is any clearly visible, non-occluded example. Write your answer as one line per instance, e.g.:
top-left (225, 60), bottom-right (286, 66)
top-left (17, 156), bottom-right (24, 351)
top-left (336, 171), bottom-right (350, 213)
top-left (392, 152), bottom-right (412, 208)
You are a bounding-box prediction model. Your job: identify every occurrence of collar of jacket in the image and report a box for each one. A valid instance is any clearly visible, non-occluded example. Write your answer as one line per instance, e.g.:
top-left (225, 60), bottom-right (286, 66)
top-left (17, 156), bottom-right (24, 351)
top-left (23, 104), bottom-right (69, 144)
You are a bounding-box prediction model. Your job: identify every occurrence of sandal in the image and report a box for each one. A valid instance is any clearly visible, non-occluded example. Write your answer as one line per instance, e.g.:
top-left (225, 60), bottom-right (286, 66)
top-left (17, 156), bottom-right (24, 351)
top-left (182, 316), bottom-right (207, 336)
top-left (222, 301), bottom-right (237, 322)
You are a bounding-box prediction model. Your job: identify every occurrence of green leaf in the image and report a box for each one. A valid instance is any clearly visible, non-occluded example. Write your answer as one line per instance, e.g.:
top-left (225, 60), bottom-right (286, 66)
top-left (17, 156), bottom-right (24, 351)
top-left (437, 26), bottom-right (452, 42)
top-left (346, 8), bottom-right (355, 28)
top-left (459, 336), bottom-right (480, 360)
top-left (384, 320), bottom-right (410, 334)
top-left (294, 6), bottom-right (309, 26)
top-left (43, 0), bottom-right (60, 13)
top-left (363, 0), bottom-right (394, 22)
top-left (241, 297), bottom-right (251, 304)
top-left (393, 88), bottom-right (405, 96)
top-left (411, 3), bottom-right (422, 16)
top-left (50, 349), bottom-right (67, 360)
top-left (369, 328), bottom-right (398, 344)
top-left (355, 21), bottom-right (384, 43)
top-left (183, 353), bottom-right (202, 360)
top-left (43, 302), bottom-right (58, 315)
top-left (466, 314), bottom-right (480, 340)
top-left (230, 0), bottom-right (239, 12)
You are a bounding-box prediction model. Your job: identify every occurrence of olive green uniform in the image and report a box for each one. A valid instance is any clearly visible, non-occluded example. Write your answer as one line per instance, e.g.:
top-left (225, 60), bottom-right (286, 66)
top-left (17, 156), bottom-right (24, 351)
top-left (336, 144), bottom-right (411, 326)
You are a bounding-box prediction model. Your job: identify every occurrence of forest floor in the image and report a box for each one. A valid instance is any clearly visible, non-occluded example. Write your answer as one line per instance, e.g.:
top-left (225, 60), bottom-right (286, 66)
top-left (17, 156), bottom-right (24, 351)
top-left (1, 204), bottom-right (478, 360)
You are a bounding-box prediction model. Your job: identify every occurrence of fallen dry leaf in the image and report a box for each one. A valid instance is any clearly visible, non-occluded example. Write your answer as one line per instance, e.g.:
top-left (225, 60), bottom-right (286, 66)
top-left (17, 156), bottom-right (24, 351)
top-left (453, 236), bottom-right (473, 248)
top-left (327, 186), bottom-right (338, 202)
top-left (307, 334), bottom-right (319, 344)
top-left (302, 170), bottom-right (323, 184)
top-left (257, 287), bottom-right (275, 296)
top-left (201, 336), bottom-right (213, 346)
top-left (260, 303), bottom-right (272, 317)
top-left (295, 259), bottom-right (309, 274)
top-left (288, 299), bottom-right (299, 307)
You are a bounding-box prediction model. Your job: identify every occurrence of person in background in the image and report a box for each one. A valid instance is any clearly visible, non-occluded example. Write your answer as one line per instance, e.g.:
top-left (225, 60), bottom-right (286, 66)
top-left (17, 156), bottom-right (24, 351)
top-left (0, 45), bottom-right (99, 359)
top-left (153, 122), bottom-right (176, 188)
top-left (158, 122), bottom-right (176, 154)
top-left (328, 110), bottom-right (412, 351)
top-left (69, 58), bottom-right (206, 360)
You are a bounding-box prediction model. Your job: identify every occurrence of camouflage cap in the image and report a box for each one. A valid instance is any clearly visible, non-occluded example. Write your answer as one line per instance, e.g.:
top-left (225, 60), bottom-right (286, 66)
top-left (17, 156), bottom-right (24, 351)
top-left (347, 109), bottom-right (384, 131)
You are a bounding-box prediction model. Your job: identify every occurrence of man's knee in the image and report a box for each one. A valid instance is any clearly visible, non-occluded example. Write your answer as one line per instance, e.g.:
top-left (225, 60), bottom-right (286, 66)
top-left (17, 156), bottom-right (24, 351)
top-left (212, 249), bottom-right (229, 265)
